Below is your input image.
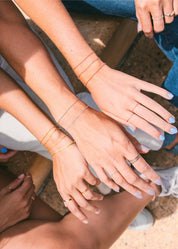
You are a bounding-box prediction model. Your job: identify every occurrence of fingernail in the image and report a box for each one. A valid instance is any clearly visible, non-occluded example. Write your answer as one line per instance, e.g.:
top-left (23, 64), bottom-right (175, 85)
top-left (82, 220), bottom-right (88, 224)
top-left (159, 135), bottom-right (165, 141)
top-left (95, 210), bottom-right (101, 215)
top-left (141, 145), bottom-right (150, 152)
top-left (147, 189), bottom-right (155, 196)
top-left (128, 126), bottom-right (135, 133)
top-left (169, 117), bottom-right (175, 124)
top-left (18, 173), bottom-right (25, 179)
top-left (167, 93), bottom-right (174, 99)
top-left (170, 127), bottom-right (177, 134)
top-left (113, 188), bottom-right (120, 192)
top-left (134, 192), bottom-right (143, 199)
top-left (1, 148), bottom-right (8, 153)
top-left (155, 179), bottom-right (162, 186)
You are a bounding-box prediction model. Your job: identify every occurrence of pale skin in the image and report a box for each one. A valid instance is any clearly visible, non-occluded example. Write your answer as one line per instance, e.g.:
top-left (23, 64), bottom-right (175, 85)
top-left (0, 1), bottom-right (172, 195)
top-left (0, 69), bottom-right (104, 223)
top-left (13, 0), bottom-right (177, 135)
top-left (135, 0), bottom-right (178, 37)
top-left (0, 167), bottom-right (161, 249)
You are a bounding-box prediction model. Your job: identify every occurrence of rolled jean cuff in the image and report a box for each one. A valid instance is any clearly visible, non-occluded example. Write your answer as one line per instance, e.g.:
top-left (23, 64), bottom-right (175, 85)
top-left (162, 132), bottom-right (176, 147)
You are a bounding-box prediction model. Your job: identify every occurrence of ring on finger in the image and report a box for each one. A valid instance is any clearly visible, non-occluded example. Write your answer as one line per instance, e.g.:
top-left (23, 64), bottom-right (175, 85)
top-left (81, 186), bottom-right (90, 195)
top-left (152, 15), bottom-right (164, 21)
top-left (164, 11), bottom-right (175, 17)
top-left (64, 197), bottom-right (73, 207)
top-left (129, 154), bottom-right (140, 165)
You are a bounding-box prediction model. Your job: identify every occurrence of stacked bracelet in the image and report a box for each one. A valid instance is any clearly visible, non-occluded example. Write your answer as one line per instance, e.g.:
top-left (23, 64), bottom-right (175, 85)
top-left (40, 125), bottom-right (57, 145)
top-left (73, 51), bottom-right (94, 71)
top-left (51, 141), bottom-right (76, 157)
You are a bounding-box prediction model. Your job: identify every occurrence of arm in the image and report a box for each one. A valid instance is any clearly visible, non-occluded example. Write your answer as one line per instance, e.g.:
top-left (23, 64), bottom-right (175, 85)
top-left (0, 1), bottom-right (164, 196)
top-left (0, 69), bottom-right (101, 223)
top-left (13, 0), bottom-right (177, 138)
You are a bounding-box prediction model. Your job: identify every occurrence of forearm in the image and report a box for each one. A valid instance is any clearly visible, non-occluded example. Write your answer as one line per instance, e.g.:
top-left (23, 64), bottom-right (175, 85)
top-left (0, 1), bottom-right (87, 125)
top-left (0, 69), bottom-right (61, 149)
top-left (13, 0), bottom-right (102, 78)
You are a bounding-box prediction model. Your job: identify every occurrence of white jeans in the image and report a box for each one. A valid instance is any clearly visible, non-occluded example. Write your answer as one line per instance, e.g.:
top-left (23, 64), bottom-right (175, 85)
top-left (0, 48), bottom-right (163, 161)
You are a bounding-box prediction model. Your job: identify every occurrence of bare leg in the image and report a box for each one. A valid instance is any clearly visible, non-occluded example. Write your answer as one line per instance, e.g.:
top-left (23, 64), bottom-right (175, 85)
top-left (0, 167), bottom-right (160, 249)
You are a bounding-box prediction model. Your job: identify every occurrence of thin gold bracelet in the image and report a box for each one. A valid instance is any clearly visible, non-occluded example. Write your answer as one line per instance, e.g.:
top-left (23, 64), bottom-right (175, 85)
top-left (40, 125), bottom-right (56, 144)
top-left (43, 126), bottom-right (58, 146)
top-left (51, 141), bottom-right (76, 157)
top-left (47, 134), bottom-right (67, 151)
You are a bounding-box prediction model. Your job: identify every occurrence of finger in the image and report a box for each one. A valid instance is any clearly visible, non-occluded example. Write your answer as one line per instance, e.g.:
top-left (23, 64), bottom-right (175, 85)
top-left (138, 8), bottom-right (153, 37)
top-left (134, 104), bottom-right (177, 135)
top-left (83, 168), bottom-right (100, 186)
top-left (62, 195), bottom-right (88, 223)
top-left (151, 2), bottom-right (165, 33)
top-left (111, 157), bottom-right (155, 195)
top-left (163, 0), bottom-right (174, 23)
top-left (174, 0), bottom-right (178, 15)
top-left (94, 167), bottom-right (120, 192)
top-left (0, 150), bottom-right (18, 161)
top-left (78, 183), bottom-right (103, 201)
top-left (138, 80), bottom-right (174, 100)
top-left (103, 110), bottom-right (137, 131)
top-left (73, 189), bottom-right (101, 214)
top-left (132, 156), bottom-right (162, 186)
top-left (128, 113), bottom-right (163, 140)
top-left (123, 129), bottom-right (150, 154)
top-left (135, 91), bottom-right (174, 123)
top-left (2, 174), bottom-right (25, 194)
top-left (25, 184), bottom-right (35, 203)
top-left (18, 173), bottom-right (33, 196)
top-left (107, 167), bottom-right (142, 198)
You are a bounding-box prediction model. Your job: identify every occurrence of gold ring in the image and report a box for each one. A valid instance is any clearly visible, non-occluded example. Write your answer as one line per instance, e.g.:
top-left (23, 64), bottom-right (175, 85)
top-left (81, 186), bottom-right (90, 195)
top-left (129, 154), bottom-right (140, 165)
top-left (164, 11), bottom-right (175, 17)
top-left (152, 15), bottom-right (164, 21)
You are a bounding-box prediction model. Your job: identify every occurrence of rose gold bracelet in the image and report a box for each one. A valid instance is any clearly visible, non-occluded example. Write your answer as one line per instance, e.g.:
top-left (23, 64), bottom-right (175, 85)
top-left (73, 51), bottom-right (94, 71)
top-left (57, 99), bottom-right (79, 124)
top-left (66, 106), bottom-right (89, 130)
top-left (78, 58), bottom-right (99, 80)
top-left (84, 63), bottom-right (106, 87)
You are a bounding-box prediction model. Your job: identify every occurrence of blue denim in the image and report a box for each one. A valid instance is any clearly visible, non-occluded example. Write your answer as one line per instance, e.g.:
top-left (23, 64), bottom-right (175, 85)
top-left (62, 0), bottom-right (178, 107)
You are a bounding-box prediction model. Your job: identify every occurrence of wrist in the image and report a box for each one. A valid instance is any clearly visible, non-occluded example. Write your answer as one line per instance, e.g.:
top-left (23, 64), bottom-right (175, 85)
top-left (73, 52), bottom-right (104, 87)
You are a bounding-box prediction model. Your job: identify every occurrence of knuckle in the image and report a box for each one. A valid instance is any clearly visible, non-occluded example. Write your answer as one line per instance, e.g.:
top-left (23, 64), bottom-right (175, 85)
top-left (89, 178), bottom-right (97, 185)
top-left (128, 175), bottom-right (138, 185)
top-left (139, 164), bottom-right (149, 174)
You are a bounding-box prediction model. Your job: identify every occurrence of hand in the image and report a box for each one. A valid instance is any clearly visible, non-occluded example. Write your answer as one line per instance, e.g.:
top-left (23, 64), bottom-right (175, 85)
top-left (0, 173), bottom-right (35, 233)
top-left (68, 107), bottom-right (162, 200)
top-left (51, 135), bottom-right (103, 224)
top-left (0, 145), bottom-right (18, 162)
top-left (87, 65), bottom-right (176, 141)
top-left (135, 0), bottom-right (178, 37)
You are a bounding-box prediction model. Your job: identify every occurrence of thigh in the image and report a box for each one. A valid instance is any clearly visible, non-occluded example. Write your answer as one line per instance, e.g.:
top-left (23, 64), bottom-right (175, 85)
top-left (62, 0), bottom-right (136, 19)
top-left (0, 220), bottom-right (67, 249)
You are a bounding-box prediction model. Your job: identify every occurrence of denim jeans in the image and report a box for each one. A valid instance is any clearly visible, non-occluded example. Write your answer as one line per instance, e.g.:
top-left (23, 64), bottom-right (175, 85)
top-left (62, 0), bottom-right (178, 107)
